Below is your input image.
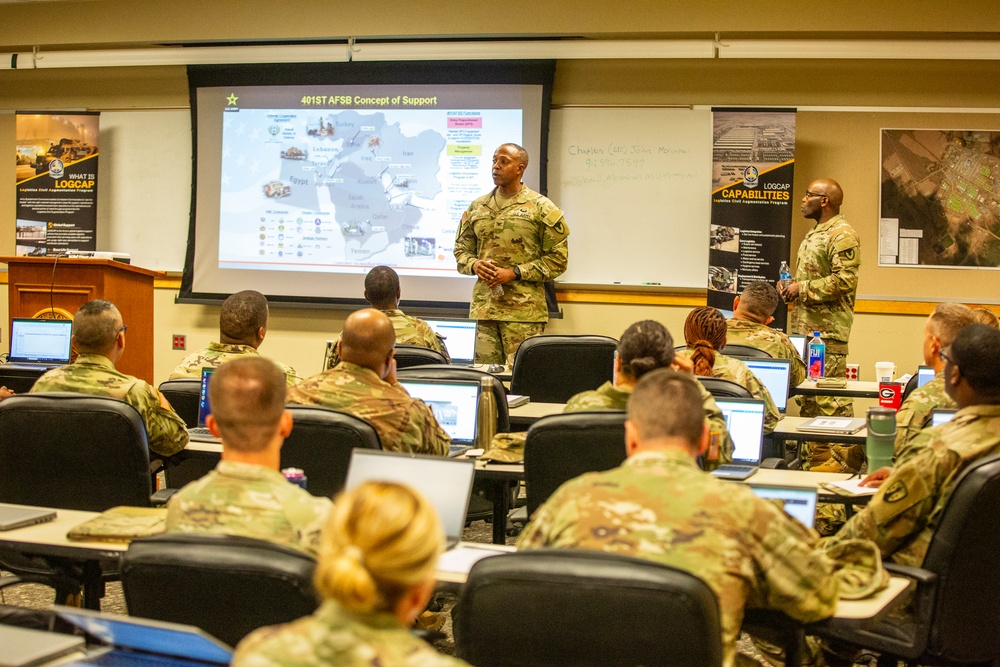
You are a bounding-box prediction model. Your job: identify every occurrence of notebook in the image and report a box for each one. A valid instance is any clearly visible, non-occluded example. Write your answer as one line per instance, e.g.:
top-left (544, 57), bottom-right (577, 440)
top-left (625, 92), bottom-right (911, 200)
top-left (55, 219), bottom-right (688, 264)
top-left (796, 416), bottom-right (866, 435)
top-left (751, 485), bottom-right (818, 529)
top-left (399, 378), bottom-right (481, 456)
top-left (787, 334), bottom-right (808, 361)
top-left (7, 318), bottom-right (73, 369)
top-left (916, 365), bottom-right (935, 388)
top-left (931, 408), bottom-right (957, 427)
top-left (424, 318), bottom-right (478, 365)
top-left (743, 358), bottom-right (792, 412)
top-left (710, 398), bottom-right (765, 480)
top-left (186, 367), bottom-right (219, 443)
top-left (54, 605), bottom-right (232, 666)
top-left (344, 449), bottom-right (476, 549)
top-left (0, 624), bottom-right (84, 667)
top-left (0, 503), bottom-right (56, 531)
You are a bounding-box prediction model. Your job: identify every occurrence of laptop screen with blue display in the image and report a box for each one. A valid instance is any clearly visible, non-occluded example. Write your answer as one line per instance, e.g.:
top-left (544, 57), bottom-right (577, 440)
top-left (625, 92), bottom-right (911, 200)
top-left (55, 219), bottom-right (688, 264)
top-left (713, 398), bottom-right (765, 465)
top-left (743, 358), bottom-right (791, 412)
top-left (424, 318), bottom-right (477, 365)
top-left (399, 378), bottom-right (480, 445)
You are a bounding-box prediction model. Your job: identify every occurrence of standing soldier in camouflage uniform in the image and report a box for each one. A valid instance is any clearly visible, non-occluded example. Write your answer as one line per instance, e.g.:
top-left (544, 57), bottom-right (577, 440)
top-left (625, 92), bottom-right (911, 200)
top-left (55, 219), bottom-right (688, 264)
top-left (518, 369), bottom-right (839, 667)
top-left (170, 290), bottom-right (300, 387)
top-left (31, 299), bottom-right (188, 458)
top-left (826, 324), bottom-right (1000, 567)
top-left (454, 143), bottom-right (569, 365)
top-left (326, 266), bottom-right (449, 369)
top-left (289, 309), bottom-right (450, 456)
top-left (165, 357), bottom-right (331, 555)
top-left (727, 280), bottom-right (807, 387)
top-left (778, 179), bottom-right (861, 470)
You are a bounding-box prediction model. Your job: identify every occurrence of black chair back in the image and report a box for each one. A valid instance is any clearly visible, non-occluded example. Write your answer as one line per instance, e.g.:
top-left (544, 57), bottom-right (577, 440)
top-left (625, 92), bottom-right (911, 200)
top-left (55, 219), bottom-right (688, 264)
top-left (281, 406), bottom-right (382, 498)
top-left (158, 379), bottom-right (202, 428)
top-left (510, 335), bottom-right (617, 404)
top-left (0, 393), bottom-right (152, 511)
top-left (698, 377), bottom-right (753, 399)
top-left (393, 345), bottom-right (449, 370)
top-left (397, 365), bottom-right (510, 432)
top-left (454, 550), bottom-right (723, 667)
top-left (901, 372), bottom-right (920, 401)
top-left (121, 533), bottom-right (319, 648)
top-left (721, 343), bottom-right (773, 359)
top-left (524, 412), bottom-right (627, 517)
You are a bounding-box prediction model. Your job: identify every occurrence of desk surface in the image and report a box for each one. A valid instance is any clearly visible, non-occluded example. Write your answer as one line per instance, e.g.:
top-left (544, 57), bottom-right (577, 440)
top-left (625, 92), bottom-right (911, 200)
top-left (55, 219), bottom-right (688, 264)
top-left (508, 401), bottom-right (564, 421)
top-left (792, 379), bottom-right (879, 399)
top-left (0, 508), bottom-right (126, 557)
top-left (773, 417), bottom-right (867, 444)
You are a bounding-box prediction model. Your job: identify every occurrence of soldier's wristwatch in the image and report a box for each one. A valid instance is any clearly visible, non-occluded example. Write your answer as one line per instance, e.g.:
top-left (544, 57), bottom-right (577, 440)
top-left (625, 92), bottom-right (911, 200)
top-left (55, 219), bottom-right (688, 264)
top-left (512, 266), bottom-right (522, 280)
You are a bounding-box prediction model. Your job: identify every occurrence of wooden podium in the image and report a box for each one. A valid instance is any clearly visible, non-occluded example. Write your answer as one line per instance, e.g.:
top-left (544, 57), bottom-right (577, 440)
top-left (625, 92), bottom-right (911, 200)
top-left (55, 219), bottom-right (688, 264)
top-left (2, 257), bottom-right (161, 384)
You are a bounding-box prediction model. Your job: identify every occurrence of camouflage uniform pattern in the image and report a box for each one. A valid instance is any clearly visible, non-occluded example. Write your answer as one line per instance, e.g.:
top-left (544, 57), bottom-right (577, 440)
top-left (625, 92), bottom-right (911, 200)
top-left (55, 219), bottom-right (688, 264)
top-left (287, 362), bottom-right (450, 456)
top-left (165, 461), bottom-right (331, 556)
top-left (232, 601), bottom-right (469, 667)
top-left (893, 372), bottom-right (954, 463)
top-left (474, 320), bottom-right (544, 366)
top-left (31, 354), bottom-right (188, 457)
top-left (327, 310), bottom-right (450, 369)
top-left (170, 342), bottom-right (301, 386)
top-left (454, 186), bottom-right (568, 364)
top-left (726, 317), bottom-right (807, 387)
top-left (680, 351), bottom-right (781, 434)
top-left (825, 404), bottom-right (1000, 567)
top-left (517, 449), bottom-right (838, 667)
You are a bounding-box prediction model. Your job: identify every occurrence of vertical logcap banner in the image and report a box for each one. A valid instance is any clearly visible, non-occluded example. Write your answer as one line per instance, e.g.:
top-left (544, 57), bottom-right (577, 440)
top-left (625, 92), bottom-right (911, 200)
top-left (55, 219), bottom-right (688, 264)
top-left (708, 109), bottom-right (795, 330)
top-left (15, 112), bottom-right (100, 256)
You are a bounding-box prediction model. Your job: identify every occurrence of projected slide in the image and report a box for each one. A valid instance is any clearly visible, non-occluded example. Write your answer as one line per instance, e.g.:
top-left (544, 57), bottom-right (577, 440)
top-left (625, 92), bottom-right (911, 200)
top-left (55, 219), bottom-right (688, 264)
top-left (217, 93), bottom-right (521, 275)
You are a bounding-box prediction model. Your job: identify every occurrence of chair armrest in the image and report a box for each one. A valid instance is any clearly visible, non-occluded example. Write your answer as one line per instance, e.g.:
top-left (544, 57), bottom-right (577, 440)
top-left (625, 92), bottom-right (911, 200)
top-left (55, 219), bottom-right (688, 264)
top-left (761, 457), bottom-right (788, 469)
top-left (150, 488), bottom-right (177, 506)
top-left (883, 562), bottom-right (937, 585)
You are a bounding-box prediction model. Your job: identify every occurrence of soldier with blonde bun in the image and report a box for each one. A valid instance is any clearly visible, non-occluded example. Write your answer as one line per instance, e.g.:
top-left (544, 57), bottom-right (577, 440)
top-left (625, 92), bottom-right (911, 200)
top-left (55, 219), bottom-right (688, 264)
top-left (232, 481), bottom-right (468, 667)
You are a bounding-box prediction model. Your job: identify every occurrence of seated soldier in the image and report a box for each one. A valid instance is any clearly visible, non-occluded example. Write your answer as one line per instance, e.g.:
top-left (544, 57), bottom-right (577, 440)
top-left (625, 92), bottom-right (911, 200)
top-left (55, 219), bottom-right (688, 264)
top-left (170, 290), bottom-right (300, 386)
top-left (326, 266), bottom-right (449, 368)
top-left (165, 357), bottom-right (331, 555)
top-left (31, 299), bottom-right (188, 458)
top-left (518, 368), bottom-right (839, 667)
top-left (289, 309), bottom-right (450, 456)
top-left (726, 280), bottom-right (807, 387)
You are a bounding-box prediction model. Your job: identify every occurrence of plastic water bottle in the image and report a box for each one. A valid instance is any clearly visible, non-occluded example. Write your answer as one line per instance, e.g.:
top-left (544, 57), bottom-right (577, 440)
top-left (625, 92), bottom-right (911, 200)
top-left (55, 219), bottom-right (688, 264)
top-left (779, 261), bottom-right (792, 288)
top-left (490, 283), bottom-right (505, 299)
top-left (807, 331), bottom-right (825, 379)
top-left (866, 407), bottom-right (897, 471)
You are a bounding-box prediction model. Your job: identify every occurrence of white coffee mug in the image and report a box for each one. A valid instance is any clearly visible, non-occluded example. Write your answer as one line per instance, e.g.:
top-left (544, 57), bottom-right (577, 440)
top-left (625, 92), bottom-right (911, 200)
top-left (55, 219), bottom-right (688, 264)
top-left (875, 362), bottom-right (896, 383)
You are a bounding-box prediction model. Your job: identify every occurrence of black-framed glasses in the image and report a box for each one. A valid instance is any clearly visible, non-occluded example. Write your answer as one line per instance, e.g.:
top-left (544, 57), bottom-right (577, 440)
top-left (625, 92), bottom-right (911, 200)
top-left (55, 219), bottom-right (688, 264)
top-left (119, 325), bottom-right (128, 334)
top-left (804, 191), bottom-right (828, 199)
top-left (940, 348), bottom-right (955, 367)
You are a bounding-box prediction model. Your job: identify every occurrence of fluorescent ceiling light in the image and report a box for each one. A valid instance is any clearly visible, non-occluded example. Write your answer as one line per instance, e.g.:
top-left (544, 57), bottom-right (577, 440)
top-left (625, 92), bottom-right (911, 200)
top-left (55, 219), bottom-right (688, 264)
top-left (719, 39), bottom-right (1000, 60)
top-left (5, 43), bottom-right (350, 69)
top-left (351, 39), bottom-right (716, 61)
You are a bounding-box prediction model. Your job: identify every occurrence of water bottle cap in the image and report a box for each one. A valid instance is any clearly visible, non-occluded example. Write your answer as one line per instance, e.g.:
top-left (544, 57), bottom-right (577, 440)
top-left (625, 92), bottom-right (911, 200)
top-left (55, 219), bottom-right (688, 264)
top-left (813, 331), bottom-right (821, 337)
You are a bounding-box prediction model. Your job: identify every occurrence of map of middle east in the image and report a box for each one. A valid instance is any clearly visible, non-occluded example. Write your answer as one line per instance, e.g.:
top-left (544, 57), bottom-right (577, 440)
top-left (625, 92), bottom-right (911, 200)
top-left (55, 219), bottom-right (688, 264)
top-left (218, 108), bottom-right (501, 273)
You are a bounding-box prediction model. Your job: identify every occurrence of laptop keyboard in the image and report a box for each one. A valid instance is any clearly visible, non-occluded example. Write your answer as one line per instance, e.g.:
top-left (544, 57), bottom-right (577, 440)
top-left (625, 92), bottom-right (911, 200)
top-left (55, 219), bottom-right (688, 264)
top-left (188, 427), bottom-right (212, 437)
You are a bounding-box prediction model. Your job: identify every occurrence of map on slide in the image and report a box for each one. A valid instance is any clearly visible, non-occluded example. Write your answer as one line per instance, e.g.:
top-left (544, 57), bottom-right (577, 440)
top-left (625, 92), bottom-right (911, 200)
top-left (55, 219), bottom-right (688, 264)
top-left (218, 107), bottom-right (519, 274)
top-left (880, 129), bottom-right (1000, 268)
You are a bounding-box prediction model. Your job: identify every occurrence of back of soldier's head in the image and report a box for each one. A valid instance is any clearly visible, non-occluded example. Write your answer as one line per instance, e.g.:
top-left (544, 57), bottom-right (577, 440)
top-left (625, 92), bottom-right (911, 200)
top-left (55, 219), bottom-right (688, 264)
top-left (928, 303), bottom-right (976, 349)
top-left (339, 309), bottom-right (396, 371)
top-left (73, 300), bottom-right (122, 355)
top-left (948, 324), bottom-right (1000, 402)
top-left (972, 307), bottom-right (1000, 329)
top-left (220, 290), bottom-right (269, 344)
top-left (364, 266), bottom-right (400, 309)
top-left (617, 320), bottom-right (675, 380)
top-left (209, 356), bottom-right (287, 452)
top-left (628, 369), bottom-right (704, 448)
top-left (739, 281), bottom-right (779, 320)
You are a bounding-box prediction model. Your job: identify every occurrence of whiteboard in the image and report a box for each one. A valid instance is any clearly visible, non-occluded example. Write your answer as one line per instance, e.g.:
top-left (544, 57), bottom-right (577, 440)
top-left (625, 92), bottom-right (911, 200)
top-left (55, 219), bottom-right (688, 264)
top-left (96, 110), bottom-right (191, 271)
top-left (548, 108), bottom-right (712, 288)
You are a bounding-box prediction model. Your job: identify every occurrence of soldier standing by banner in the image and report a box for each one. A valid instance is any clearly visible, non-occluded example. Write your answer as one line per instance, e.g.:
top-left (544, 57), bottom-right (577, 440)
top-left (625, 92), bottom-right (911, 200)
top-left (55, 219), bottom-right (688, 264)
top-left (454, 143), bottom-right (569, 365)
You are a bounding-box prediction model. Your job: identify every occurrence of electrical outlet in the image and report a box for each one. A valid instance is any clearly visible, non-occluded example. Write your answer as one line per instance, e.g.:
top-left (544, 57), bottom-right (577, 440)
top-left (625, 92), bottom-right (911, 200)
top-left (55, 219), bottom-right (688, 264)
top-left (172, 335), bottom-right (186, 351)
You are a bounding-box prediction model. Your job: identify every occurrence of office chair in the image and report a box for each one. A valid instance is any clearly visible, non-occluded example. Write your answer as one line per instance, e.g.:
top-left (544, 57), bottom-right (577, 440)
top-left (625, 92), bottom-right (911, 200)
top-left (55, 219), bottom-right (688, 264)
top-left (121, 533), bottom-right (320, 648)
top-left (397, 365), bottom-right (511, 432)
top-left (157, 379), bottom-right (202, 427)
top-left (524, 411), bottom-right (627, 517)
top-left (806, 453), bottom-right (1000, 667)
top-left (393, 345), bottom-right (449, 370)
top-left (156, 379), bottom-right (220, 488)
top-left (720, 343), bottom-right (774, 359)
top-left (509, 335), bottom-right (617, 404)
top-left (698, 377), bottom-right (754, 400)
top-left (453, 550), bottom-right (723, 667)
top-left (280, 405), bottom-right (382, 497)
top-left (901, 372), bottom-right (920, 401)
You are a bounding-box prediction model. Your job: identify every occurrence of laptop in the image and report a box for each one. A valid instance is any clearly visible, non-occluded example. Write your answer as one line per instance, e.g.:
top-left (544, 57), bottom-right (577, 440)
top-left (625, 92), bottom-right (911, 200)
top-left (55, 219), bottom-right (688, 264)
top-left (0, 503), bottom-right (56, 531)
top-left (916, 365), bottom-right (935, 389)
top-left (54, 605), bottom-right (232, 667)
top-left (186, 367), bottom-right (219, 443)
top-left (931, 408), bottom-right (957, 427)
top-left (344, 449), bottom-right (476, 549)
top-left (710, 398), bottom-right (766, 480)
top-left (787, 334), bottom-right (808, 361)
top-left (0, 624), bottom-right (84, 667)
top-left (6, 318), bottom-right (73, 370)
top-left (743, 358), bottom-right (792, 412)
top-left (796, 416), bottom-right (866, 435)
top-left (399, 378), bottom-right (480, 456)
top-left (750, 485), bottom-right (819, 529)
top-left (424, 318), bottom-right (477, 366)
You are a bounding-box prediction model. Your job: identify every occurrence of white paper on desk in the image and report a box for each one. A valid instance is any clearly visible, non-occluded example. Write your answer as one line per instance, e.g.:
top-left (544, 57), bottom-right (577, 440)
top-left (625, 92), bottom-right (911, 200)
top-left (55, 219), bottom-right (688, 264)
top-left (437, 546), bottom-right (509, 574)
top-left (822, 479), bottom-right (878, 497)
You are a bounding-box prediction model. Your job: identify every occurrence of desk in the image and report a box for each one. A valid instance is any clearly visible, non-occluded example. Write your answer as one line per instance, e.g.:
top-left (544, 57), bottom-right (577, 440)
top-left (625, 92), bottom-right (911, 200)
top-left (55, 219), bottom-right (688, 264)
top-left (771, 417), bottom-right (867, 445)
top-left (508, 401), bottom-right (564, 429)
top-left (474, 459), bottom-right (525, 545)
top-left (792, 379), bottom-right (879, 399)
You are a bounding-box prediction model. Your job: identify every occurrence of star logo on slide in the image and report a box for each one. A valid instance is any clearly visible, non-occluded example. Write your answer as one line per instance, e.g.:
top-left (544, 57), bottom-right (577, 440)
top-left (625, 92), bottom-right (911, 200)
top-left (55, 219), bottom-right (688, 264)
top-left (226, 93), bottom-right (239, 106)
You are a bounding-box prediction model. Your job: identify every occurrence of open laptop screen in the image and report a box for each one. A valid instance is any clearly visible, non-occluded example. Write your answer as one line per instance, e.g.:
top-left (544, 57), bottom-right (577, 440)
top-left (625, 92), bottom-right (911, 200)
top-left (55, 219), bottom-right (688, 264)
top-left (714, 398), bottom-right (765, 465)
top-left (931, 408), bottom-right (956, 427)
top-left (9, 318), bottom-right (73, 363)
top-left (787, 334), bottom-right (807, 361)
top-left (751, 485), bottom-right (818, 529)
top-left (424, 318), bottom-right (477, 365)
top-left (917, 365), bottom-right (935, 389)
top-left (399, 379), bottom-right (480, 445)
top-left (345, 450), bottom-right (475, 544)
top-left (196, 367), bottom-right (215, 427)
top-left (743, 358), bottom-right (791, 411)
